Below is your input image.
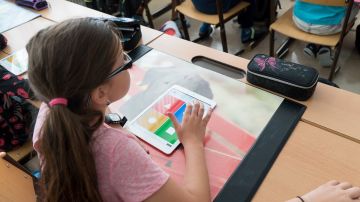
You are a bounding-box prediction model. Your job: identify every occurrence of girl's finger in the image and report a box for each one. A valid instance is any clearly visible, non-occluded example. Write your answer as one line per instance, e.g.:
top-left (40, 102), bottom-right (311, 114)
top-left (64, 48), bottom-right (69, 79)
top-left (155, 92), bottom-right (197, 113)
top-left (347, 187), bottom-right (360, 199)
top-left (192, 101), bottom-right (200, 118)
top-left (167, 113), bottom-right (181, 132)
top-left (338, 182), bottom-right (352, 190)
top-left (183, 103), bottom-right (193, 122)
top-left (327, 180), bottom-right (340, 186)
top-left (198, 103), bottom-right (204, 118)
top-left (203, 109), bottom-right (213, 125)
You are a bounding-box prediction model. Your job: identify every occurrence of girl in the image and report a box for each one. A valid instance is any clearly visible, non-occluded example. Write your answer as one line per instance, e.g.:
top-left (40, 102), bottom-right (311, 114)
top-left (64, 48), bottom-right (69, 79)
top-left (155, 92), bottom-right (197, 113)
top-left (26, 18), bottom-right (360, 202)
top-left (27, 17), bottom-right (212, 202)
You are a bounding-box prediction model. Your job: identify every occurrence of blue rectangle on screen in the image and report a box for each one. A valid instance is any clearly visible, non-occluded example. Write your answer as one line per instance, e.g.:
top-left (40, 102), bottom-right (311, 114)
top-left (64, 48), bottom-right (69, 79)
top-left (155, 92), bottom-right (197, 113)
top-left (174, 103), bottom-right (186, 123)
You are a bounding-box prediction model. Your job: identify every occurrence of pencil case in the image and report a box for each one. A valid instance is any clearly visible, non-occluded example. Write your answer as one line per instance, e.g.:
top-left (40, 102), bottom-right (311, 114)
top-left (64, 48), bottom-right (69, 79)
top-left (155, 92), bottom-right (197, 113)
top-left (246, 54), bottom-right (319, 101)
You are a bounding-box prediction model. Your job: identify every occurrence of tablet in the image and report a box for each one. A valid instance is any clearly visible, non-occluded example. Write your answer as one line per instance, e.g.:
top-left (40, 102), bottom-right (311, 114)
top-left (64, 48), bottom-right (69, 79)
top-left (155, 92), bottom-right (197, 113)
top-left (127, 85), bottom-right (216, 154)
top-left (0, 48), bottom-right (28, 75)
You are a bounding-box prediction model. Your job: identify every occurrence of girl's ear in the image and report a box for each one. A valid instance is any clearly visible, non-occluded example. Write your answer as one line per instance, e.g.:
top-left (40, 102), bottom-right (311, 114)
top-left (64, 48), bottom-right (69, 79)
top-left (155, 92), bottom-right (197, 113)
top-left (90, 83), bottom-right (110, 106)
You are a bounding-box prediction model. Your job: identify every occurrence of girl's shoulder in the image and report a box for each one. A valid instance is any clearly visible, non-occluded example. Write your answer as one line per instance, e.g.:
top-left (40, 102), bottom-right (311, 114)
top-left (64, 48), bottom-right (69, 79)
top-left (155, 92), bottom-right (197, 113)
top-left (92, 124), bottom-right (141, 152)
top-left (94, 123), bottom-right (136, 141)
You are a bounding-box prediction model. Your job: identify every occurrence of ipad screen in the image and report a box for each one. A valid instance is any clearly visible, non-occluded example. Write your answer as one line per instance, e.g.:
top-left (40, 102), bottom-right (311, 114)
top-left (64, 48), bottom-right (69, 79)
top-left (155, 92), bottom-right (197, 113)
top-left (128, 86), bottom-right (215, 153)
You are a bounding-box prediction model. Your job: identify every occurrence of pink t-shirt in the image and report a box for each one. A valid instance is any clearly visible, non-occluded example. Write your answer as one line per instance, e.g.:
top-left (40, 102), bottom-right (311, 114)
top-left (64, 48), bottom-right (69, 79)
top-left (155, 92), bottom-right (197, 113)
top-left (33, 104), bottom-right (169, 202)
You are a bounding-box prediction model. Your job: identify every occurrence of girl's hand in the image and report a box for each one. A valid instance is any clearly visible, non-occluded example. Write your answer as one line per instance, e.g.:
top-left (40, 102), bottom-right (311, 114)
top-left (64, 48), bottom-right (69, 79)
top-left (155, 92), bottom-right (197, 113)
top-left (167, 102), bottom-right (212, 148)
top-left (287, 180), bottom-right (360, 202)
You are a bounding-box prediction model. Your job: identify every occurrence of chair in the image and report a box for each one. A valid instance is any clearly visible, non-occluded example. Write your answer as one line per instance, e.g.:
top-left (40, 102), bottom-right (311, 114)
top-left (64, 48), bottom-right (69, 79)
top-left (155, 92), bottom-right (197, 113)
top-left (269, 0), bottom-right (355, 81)
top-left (176, 0), bottom-right (250, 53)
top-left (143, 0), bottom-right (181, 28)
top-left (0, 153), bottom-right (36, 202)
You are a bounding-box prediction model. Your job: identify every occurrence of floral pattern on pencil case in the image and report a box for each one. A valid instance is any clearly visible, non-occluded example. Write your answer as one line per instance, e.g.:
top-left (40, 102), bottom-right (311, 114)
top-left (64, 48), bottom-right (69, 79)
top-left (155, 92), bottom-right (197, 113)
top-left (0, 66), bottom-right (34, 152)
top-left (254, 55), bottom-right (278, 72)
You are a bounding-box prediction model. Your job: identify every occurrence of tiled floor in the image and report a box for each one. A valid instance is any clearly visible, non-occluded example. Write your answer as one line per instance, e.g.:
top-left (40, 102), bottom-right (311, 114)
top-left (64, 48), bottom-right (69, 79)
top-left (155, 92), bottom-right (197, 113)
top-left (147, 0), bottom-right (360, 94)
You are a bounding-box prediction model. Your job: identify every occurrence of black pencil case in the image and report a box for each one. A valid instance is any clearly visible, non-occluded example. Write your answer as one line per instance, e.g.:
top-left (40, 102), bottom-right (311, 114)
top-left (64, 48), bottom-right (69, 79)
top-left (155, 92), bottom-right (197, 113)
top-left (246, 54), bottom-right (319, 101)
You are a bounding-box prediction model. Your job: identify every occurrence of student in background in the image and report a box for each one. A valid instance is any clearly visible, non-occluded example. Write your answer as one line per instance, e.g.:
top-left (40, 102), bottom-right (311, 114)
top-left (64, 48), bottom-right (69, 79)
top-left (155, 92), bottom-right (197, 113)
top-left (293, 0), bottom-right (359, 67)
top-left (191, 0), bottom-right (267, 43)
top-left (26, 18), bottom-right (360, 202)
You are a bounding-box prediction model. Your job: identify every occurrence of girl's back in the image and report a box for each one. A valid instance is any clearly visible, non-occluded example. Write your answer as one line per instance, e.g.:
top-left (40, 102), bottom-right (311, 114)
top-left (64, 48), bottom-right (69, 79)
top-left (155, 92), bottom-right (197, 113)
top-left (33, 103), bottom-right (168, 201)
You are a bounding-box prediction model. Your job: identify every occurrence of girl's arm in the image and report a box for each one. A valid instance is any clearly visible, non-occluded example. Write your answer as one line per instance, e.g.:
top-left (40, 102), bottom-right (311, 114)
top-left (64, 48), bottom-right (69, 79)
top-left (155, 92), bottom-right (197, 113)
top-left (145, 102), bottom-right (212, 202)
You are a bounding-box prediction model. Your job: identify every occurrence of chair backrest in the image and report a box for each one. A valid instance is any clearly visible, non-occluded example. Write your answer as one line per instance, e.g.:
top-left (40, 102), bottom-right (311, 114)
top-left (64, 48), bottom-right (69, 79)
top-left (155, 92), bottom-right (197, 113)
top-left (300, 0), bottom-right (349, 7)
top-left (0, 155), bottom-right (36, 202)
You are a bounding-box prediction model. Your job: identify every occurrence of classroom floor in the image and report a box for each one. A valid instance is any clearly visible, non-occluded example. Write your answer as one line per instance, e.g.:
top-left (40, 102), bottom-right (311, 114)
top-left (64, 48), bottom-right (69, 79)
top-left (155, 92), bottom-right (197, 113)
top-left (146, 0), bottom-right (360, 95)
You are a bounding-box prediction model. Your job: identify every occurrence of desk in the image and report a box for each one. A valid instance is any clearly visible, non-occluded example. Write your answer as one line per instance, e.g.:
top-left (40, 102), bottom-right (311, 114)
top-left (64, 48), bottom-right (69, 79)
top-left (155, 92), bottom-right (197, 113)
top-left (252, 121), bottom-right (360, 201)
top-left (2, 17), bottom-right (54, 55)
top-left (140, 26), bottom-right (164, 46)
top-left (147, 34), bottom-right (360, 200)
top-left (148, 34), bottom-right (360, 143)
top-left (111, 46), bottom-right (304, 200)
top-left (3, 1), bottom-right (360, 201)
top-left (0, 155), bottom-right (36, 201)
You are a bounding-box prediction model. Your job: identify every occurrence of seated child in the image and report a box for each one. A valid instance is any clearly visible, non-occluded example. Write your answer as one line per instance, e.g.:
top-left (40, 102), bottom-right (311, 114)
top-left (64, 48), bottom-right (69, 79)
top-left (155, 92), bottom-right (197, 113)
top-left (191, 0), bottom-right (267, 43)
top-left (293, 0), bottom-right (359, 67)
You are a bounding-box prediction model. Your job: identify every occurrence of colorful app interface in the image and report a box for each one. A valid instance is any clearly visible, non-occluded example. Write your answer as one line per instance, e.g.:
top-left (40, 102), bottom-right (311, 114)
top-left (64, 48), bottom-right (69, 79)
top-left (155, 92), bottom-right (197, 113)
top-left (135, 89), bottom-right (210, 145)
top-left (136, 95), bottom-right (185, 144)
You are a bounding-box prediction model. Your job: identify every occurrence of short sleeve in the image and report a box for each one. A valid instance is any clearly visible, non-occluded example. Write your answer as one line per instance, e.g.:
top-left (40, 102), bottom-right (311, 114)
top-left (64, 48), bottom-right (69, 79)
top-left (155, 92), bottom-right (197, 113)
top-left (32, 103), bottom-right (48, 152)
top-left (110, 136), bottom-right (169, 202)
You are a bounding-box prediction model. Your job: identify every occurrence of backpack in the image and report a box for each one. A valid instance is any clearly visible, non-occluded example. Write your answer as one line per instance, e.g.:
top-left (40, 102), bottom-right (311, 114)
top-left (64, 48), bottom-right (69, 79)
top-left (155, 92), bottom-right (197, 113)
top-left (0, 66), bottom-right (37, 152)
